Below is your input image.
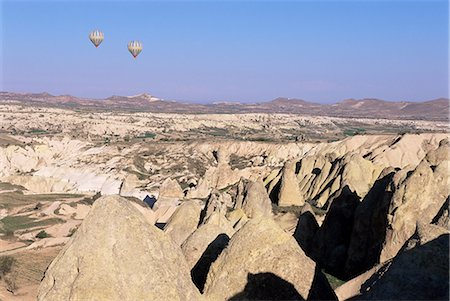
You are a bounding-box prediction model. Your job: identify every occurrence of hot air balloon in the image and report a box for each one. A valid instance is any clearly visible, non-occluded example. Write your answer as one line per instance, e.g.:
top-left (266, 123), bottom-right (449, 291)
top-left (89, 30), bottom-right (104, 48)
top-left (128, 41), bottom-right (143, 58)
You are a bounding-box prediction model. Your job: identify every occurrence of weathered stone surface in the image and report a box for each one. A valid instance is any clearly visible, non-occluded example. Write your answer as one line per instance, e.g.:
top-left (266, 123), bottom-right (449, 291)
top-left (343, 168), bottom-right (397, 277)
top-left (200, 193), bottom-right (227, 225)
top-left (154, 205), bottom-right (178, 224)
top-left (278, 160), bottom-right (303, 206)
top-left (239, 179), bottom-right (272, 218)
top-left (130, 201), bottom-right (156, 225)
top-left (343, 224), bottom-right (449, 300)
top-left (38, 195), bottom-right (202, 301)
top-left (204, 217), bottom-right (316, 300)
top-left (423, 138), bottom-right (449, 166)
top-left (380, 147), bottom-right (449, 262)
top-left (339, 154), bottom-right (383, 200)
top-left (334, 265), bottom-right (382, 301)
top-left (273, 211), bottom-right (298, 234)
top-left (296, 154), bottom-right (337, 208)
top-left (181, 213), bottom-right (235, 292)
top-left (186, 163), bottom-right (249, 199)
top-left (432, 197), bottom-right (449, 229)
top-left (182, 222), bottom-right (234, 270)
top-left (273, 151), bottom-right (382, 209)
top-left (186, 168), bottom-right (214, 199)
top-left (164, 200), bottom-right (202, 246)
top-left (158, 177), bottom-right (184, 201)
top-left (226, 208), bottom-right (249, 231)
top-left (310, 139), bottom-right (449, 279)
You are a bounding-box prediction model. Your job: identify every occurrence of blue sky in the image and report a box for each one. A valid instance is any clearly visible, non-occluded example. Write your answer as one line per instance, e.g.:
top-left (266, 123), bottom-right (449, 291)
top-left (1, 0), bottom-right (448, 103)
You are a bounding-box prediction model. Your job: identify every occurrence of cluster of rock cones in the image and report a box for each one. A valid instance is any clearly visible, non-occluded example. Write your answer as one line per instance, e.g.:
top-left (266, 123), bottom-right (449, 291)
top-left (37, 135), bottom-right (449, 300)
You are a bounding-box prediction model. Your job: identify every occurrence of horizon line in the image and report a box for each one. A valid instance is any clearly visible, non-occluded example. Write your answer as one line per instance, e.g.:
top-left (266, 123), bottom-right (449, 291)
top-left (0, 90), bottom-right (448, 105)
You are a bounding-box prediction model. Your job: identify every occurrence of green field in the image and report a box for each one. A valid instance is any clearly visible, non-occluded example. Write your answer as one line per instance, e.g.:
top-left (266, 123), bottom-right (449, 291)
top-left (0, 215), bottom-right (64, 234)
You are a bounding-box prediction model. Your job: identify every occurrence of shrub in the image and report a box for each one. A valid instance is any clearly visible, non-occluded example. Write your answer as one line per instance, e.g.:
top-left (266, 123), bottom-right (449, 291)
top-left (144, 131), bottom-right (156, 138)
top-left (0, 256), bottom-right (17, 279)
top-left (67, 227), bottom-right (77, 237)
top-left (35, 230), bottom-right (49, 239)
top-left (5, 272), bottom-right (18, 294)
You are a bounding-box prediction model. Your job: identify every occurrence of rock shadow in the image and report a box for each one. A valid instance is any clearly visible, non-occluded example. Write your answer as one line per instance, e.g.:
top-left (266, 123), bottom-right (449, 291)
top-left (191, 233), bottom-right (229, 292)
top-left (310, 185), bottom-right (360, 279)
top-left (143, 195), bottom-right (157, 208)
top-left (432, 196), bottom-right (449, 225)
top-left (228, 272), bottom-right (304, 300)
top-left (307, 266), bottom-right (338, 301)
top-left (294, 210), bottom-right (319, 258)
top-left (268, 178), bottom-right (282, 205)
top-left (351, 234), bottom-right (449, 300)
top-left (344, 171), bottom-right (395, 278)
top-left (154, 222), bottom-right (166, 230)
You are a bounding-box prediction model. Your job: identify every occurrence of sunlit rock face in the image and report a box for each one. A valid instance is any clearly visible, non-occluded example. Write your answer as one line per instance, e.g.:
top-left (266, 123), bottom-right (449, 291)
top-left (38, 195), bottom-right (202, 301)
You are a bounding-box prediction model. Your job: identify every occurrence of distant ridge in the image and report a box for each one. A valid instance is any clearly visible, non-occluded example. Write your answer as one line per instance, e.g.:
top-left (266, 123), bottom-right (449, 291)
top-left (0, 91), bottom-right (448, 121)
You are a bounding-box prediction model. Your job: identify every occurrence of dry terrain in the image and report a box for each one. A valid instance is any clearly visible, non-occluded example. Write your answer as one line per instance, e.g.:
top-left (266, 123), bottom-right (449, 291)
top-left (0, 99), bottom-right (448, 300)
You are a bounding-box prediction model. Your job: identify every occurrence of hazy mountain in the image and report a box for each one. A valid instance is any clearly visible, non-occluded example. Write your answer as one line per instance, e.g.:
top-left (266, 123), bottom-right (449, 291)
top-left (0, 91), bottom-right (448, 120)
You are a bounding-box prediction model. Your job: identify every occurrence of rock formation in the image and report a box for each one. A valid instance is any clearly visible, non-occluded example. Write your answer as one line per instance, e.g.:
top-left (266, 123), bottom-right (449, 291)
top-left (158, 177), bottom-right (184, 203)
top-left (181, 212), bottom-right (235, 292)
top-left (379, 140), bottom-right (449, 262)
top-left (277, 160), bottom-right (303, 206)
top-left (199, 193), bottom-right (227, 225)
top-left (1, 129), bottom-right (448, 300)
top-left (236, 179), bottom-right (272, 218)
top-left (38, 195), bottom-right (202, 301)
top-left (164, 200), bottom-right (202, 246)
top-left (203, 217), bottom-right (316, 300)
top-left (337, 223), bottom-right (449, 300)
top-left (226, 208), bottom-right (249, 231)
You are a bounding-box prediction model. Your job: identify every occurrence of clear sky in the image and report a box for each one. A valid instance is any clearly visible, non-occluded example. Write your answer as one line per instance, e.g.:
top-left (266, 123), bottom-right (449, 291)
top-left (1, 0), bottom-right (448, 103)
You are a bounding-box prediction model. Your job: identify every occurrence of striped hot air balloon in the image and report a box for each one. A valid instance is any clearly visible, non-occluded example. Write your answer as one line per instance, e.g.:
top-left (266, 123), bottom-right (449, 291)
top-left (89, 30), bottom-right (104, 48)
top-left (128, 41), bottom-right (143, 58)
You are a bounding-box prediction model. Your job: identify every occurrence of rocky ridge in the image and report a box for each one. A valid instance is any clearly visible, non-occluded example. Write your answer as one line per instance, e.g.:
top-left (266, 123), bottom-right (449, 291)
top-left (0, 132), bottom-right (448, 300)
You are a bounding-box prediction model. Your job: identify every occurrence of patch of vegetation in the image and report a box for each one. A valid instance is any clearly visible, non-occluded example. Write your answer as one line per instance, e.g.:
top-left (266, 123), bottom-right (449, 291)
top-left (5, 272), bottom-right (18, 294)
top-left (0, 256), bottom-right (16, 279)
top-left (0, 216), bottom-right (64, 234)
top-left (179, 181), bottom-right (191, 190)
top-left (29, 128), bottom-right (47, 134)
top-left (67, 227), bottom-right (77, 237)
top-left (0, 182), bottom-right (26, 191)
top-left (323, 270), bottom-right (346, 289)
top-left (343, 128), bottom-right (366, 137)
top-left (35, 230), bottom-right (50, 239)
top-left (136, 131), bottom-right (156, 139)
top-left (246, 136), bottom-right (277, 142)
top-left (310, 205), bottom-right (327, 217)
top-left (79, 192), bottom-right (101, 205)
top-left (229, 154), bottom-right (249, 170)
top-left (0, 192), bottom-right (84, 210)
top-left (271, 204), bottom-right (304, 217)
top-left (271, 202), bottom-right (327, 218)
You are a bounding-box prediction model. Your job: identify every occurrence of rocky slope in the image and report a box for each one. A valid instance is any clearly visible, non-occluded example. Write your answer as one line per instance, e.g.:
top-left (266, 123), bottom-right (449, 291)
top-left (0, 131), bottom-right (448, 300)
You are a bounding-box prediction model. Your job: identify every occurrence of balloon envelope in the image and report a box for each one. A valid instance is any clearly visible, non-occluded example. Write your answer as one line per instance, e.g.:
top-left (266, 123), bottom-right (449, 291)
top-left (128, 41), bottom-right (143, 58)
top-left (89, 30), bottom-right (104, 47)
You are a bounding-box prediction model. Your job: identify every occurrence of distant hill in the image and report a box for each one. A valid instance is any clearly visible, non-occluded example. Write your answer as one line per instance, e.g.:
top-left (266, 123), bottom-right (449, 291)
top-left (0, 92), bottom-right (448, 121)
